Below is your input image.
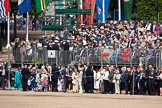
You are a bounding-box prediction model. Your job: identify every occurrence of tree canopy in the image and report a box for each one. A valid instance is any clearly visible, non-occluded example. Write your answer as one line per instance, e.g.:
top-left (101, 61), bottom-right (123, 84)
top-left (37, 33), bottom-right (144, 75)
top-left (137, 0), bottom-right (162, 21)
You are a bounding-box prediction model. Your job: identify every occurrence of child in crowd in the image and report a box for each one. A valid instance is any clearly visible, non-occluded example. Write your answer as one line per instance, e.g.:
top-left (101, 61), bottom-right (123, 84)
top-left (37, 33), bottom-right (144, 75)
top-left (42, 76), bottom-right (48, 92)
top-left (41, 68), bottom-right (48, 92)
top-left (27, 76), bottom-right (32, 91)
top-left (60, 75), bottom-right (65, 92)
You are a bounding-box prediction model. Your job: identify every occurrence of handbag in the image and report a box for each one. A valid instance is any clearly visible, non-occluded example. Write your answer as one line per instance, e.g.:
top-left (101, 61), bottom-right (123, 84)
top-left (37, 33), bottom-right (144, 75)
top-left (112, 79), bottom-right (116, 83)
top-left (72, 80), bottom-right (76, 85)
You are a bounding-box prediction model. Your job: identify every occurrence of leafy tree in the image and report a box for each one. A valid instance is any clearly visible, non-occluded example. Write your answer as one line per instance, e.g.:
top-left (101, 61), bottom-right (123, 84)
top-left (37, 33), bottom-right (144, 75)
top-left (137, 0), bottom-right (162, 21)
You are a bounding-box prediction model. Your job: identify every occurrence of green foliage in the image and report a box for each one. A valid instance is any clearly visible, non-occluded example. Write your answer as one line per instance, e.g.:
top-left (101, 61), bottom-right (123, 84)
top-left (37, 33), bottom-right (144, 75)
top-left (32, 55), bottom-right (40, 64)
top-left (137, 0), bottom-right (162, 20)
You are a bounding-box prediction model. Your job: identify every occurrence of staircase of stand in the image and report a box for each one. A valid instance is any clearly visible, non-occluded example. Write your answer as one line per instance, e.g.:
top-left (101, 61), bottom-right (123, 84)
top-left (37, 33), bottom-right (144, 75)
top-left (42, 0), bottom-right (91, 31)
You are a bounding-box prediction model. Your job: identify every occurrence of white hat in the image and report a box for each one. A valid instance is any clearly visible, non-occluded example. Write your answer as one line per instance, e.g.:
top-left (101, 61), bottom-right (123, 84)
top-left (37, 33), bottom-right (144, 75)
top-left (124, 20), bottom-right (128, 23)
top-left (100, 26), bottom-right (104, 29)
top-left (55, 36), bottom-right (59, 40)
top-left (114, 21), bottom-right (117, 24)
top-left (54, 40), bottom-right (59, 43)
top-left (26, 45), bottom-right (31, 49)
top-left (15, 38), bottom-right (19, 42)
top-left (110, 30), bottom-right (114, 33)
top-left (51, 34), bottom-right (54, 37)
top-left (42, 35), bottom-right (46, 38)
top-left (110, 20), bottom-right (113, 24)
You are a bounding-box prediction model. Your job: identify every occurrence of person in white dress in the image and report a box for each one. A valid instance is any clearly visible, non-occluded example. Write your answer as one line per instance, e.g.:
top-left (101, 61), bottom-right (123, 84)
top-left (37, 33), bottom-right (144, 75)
top-left (94, 68), bottom-right (101, 93)
top-left (103, 67), bottom-right (110, 94)
top-left (72, 68), bottom-right (79, 93)
top-left (99, 67), bottom-right (106, 93)
top-left (113, 69), bottom-right (121, 94)
top-left (78, 65), bottom-right (83, 93)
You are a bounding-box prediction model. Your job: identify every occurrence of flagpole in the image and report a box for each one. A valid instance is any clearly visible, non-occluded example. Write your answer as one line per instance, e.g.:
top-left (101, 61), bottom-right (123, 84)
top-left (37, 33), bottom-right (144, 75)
top-left (6, 12), bottom-right (11, 49)
top-left (26, 12), bottom-right (29, 42)
top-left (102, 0), bottom-right (105, 23)
top-left (6, 12), bottom-right (11, 90)
top-left (118, 0), bottom-right (121, 21)
top-left (80, 0), bottom-right (83, 24)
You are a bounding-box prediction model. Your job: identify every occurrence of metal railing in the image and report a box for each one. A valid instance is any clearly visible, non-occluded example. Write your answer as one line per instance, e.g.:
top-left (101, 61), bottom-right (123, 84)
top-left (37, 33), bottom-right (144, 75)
top-left (12, 47), bottom-right (162, 68)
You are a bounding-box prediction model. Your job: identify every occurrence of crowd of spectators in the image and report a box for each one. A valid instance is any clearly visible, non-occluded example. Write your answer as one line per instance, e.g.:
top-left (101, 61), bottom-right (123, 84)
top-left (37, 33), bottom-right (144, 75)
top-left (1, 20), bottom-right (162, 96)
top-left (0, 17), bottom-right (41, 31)
top-left (11, 20), bottom-right (162, 66)
top-left (0, 61), bottom-right (162, 96)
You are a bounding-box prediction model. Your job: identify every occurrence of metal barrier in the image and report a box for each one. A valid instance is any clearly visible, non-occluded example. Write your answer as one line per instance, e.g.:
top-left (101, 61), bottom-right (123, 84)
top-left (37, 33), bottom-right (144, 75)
top-left (13, 47), bottom-right (162, 68)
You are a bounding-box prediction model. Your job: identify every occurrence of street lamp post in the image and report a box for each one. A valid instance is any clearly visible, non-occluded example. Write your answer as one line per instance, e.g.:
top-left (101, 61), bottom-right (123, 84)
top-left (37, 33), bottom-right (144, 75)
top-left (11, 0), bottom-right (18, 39)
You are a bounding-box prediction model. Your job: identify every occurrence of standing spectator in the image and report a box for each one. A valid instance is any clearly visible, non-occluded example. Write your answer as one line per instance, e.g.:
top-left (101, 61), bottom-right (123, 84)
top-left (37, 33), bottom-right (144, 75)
top-left (108, 66), bottom-right (115, 94)
top-left (93, 68), bottom-right (101, 94)
top-left (62, 65), bottom-right (69, 92)
top-left (120, 67), bottom-right (130, 94)
top-left (36, 18), bottom-right (40, 30)
top-left (145, 21), bottom-right (152, 32)
top-left (41, 68), bottom-right (48, 92)
top-left (158, 68), bottom-right (162, 96)
top-left (47, 65), bottom-right (52, 91)
top-left (99, 66), bottom-right (106, 94)
top-left (32, 18), bottom-right (36, 31)
top-left (113, 69), bottom-right (121, 94)
top-left (52, 40), bottom-right (60, 50)
top-left (21, 64), bottom-right (30, 91)
top-left (1, 63), bottom-right (6, 90)
top-left (82, 64), bottom-right (88, 93)
top-left (148, 67), bottom-right (156, 95)
top-left (145, 64), bottom-right (153, 95)
top-left (130, 67), bottom-right (138, 94)
top-left (35, 69), bottom-right (40, 92)
top-left (27, 76), bottom-right (32, 90)
top-left (62, 41), bottom-right (70, 65)
top-left (103, 67), bottom-right (109, 94)
top-left (86, 66), bottom-right (94, 93)
top-left (5, 65), bottom-right (12, 89)
top-left (30, 67), bottom-right (37, 91)
top-left (72, 68), bottom-right (79, 93)
top-left (67, 67), bottom-right (73, 93)
top-left (155, 22), bottom-right (161, 36)
top-left (51, 64), bottom-right (60, 92)
top-left (78, 64), bottom-right (83, 93)
top-left (14, 67), bottom-right (22, 90)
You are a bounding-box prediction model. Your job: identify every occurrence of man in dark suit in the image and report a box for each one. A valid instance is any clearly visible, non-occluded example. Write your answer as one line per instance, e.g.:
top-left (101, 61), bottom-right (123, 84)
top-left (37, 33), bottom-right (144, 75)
top-left (52, 41), bottom-right (60, 51)
top-left (86, 65), bottom-right (94, 93)
top-left (62, 65), bottom-right (69, 92)
top-left (145, 64), bottom-right (152, 95)
top-left (82, 64), bottom-right (88, 93)
top-left (108, 67), bottom-right (115, 94)
top-left (62, 41), bottom-right (70, 65)
top-left (5, 65), bottom-right (12, 89)
top-left (51, 64), bottom-right (60, 92)
top-left (148, 67), bottom-right (156, 95)
top-left (120, 67), bottom-right (130, 94)
top-left (21, 64), bottom-right (30, 91)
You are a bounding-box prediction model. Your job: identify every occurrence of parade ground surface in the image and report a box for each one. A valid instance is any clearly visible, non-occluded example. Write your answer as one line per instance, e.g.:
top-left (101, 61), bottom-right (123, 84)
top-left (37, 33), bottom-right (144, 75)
top-left (0, 91), bottom-right (162, 108)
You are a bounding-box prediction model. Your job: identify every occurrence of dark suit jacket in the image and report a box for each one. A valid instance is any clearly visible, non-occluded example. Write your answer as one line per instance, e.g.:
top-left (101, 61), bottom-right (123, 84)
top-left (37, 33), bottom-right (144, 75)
top-left (52, 66), bottom-right (60, 79)
top-left (21, 68), bottom-right (30, 80)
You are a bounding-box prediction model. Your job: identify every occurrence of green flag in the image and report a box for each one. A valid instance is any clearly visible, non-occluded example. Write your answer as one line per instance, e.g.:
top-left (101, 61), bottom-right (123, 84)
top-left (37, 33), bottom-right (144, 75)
top-left (35, 0), bottom-right (49, 14)
top-left (123, 0), bottom-right (133, 20)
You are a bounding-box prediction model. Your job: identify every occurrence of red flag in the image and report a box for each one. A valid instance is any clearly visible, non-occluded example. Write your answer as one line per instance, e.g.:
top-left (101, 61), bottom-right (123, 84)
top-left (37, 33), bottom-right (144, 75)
top-left (78, 0), bottom-right (83, 26)
top-left (84, 0), bottom-right (91, 25)
top-left (91, 0), bottom-right (96, 24)
top-left (4, 0), bottom-right (11, 15)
